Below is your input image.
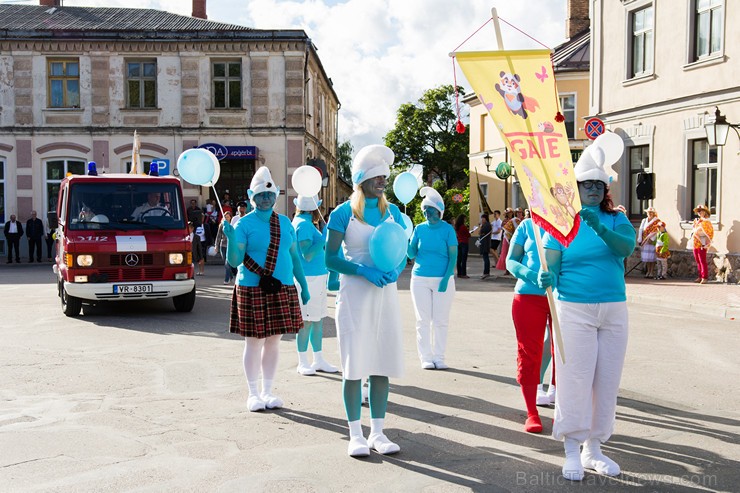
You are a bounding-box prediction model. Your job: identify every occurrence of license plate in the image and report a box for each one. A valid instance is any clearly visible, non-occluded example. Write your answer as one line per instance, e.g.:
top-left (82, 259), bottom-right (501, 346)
top-left (114, 284), bottom-right (153, 294)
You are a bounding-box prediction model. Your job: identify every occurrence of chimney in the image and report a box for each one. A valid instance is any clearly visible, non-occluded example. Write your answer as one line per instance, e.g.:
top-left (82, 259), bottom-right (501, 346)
top-left (40, 0), bottom-right (62, 6)
top-left (192, 0), bottom-right (207, 20)
top-left (566, 0), bottom-right (590, 39)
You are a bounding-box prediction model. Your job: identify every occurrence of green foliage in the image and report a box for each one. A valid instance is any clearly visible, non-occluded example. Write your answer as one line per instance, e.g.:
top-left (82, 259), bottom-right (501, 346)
top-left (336, 140), bottom-right (353, 183)
top-left (384, 85), bottom-right (469, 190)
top-left (384, 176), bottom-right (469, 226)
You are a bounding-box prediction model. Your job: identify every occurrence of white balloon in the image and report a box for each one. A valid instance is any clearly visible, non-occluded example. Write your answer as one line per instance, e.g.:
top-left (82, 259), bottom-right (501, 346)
top-left (204, 158), bottom-right (221, 187)
top-left (595, 132), bottom-right (624, 165)
top-left (292, 165), bottom-right (322, 197)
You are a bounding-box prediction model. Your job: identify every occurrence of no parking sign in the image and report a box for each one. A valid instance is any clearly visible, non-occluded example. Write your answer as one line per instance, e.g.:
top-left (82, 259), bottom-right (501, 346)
top-left (585, 118), bottom-right (605, 140)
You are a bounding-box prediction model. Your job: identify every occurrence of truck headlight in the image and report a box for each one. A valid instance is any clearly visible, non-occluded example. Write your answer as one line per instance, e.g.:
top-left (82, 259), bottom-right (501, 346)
top-left (169, 253), bottom-right (184, 265)
top-left (76, 255), bottom-right (93, 267)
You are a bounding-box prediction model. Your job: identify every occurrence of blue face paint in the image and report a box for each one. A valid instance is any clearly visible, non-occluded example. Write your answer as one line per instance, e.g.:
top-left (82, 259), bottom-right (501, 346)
top-left (578, 182), bottom-right (605, 207)
top-left (253, 191), bottom-right (276, 211)
top-left (361, 176), bottom-right (387, 199)
top-left (423, 206), bottom-right (441, 224)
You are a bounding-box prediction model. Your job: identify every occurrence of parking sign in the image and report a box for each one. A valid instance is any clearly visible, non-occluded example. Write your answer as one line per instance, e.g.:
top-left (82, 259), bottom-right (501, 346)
top-left (152, 159), bottom-right (170, 175)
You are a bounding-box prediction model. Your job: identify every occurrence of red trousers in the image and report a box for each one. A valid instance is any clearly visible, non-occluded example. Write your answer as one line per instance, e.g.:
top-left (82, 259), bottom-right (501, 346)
top-left (512, 294), bottom-right (552, 385)
top-left (693, 248), bottom-right (708, 279)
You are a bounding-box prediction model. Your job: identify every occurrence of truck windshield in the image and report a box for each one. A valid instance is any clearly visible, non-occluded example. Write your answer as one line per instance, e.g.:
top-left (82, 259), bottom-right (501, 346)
top-left (68, 182), bottom-right (186, 231)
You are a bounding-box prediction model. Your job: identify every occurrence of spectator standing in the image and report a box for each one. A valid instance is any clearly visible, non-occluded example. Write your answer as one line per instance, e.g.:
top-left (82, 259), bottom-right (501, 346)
top-left (25, 211), bottom-right (44, 263)
top-left (231, 201), bottom-right (249, 226)
top-left (655, 221), bottom-right (670, 280)
top-left (3, 214), bottom-right (23, 263)
top-left (44, 214), bottom-right (56, 261)
top-left (478, 213), bottom-right (492, 279)
top-left (637, 207), bottom-right (660, 279)
top-left (691, 204), bottom-right (714, 284)
top-left (490, 210), bottom-right (503, 264)
top-left (187, 199), bottom-right (201, 224)
top-left (454, 214), bottom-right (471, 279)
top-left (495, 208), bottom-right (515, 273)
top-left (214, 210), bottom-right (235, 284)
top-left (407, 187), bottom-right (457, 370)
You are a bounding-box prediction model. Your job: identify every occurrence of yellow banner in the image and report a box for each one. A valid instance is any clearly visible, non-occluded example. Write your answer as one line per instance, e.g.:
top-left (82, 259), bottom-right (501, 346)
top-left (457, 49), bottom-right (581, 245)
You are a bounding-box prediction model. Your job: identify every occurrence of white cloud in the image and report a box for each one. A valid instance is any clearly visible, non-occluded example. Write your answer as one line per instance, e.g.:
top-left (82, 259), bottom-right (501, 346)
top-left (45, 0), bottom-right (568, 154)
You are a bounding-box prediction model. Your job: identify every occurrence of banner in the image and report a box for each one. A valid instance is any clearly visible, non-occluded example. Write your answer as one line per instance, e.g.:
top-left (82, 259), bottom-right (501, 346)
top-left (457, 49), bottom-right (581, 246)
top-left (474, 169), bottom-right (493, 216)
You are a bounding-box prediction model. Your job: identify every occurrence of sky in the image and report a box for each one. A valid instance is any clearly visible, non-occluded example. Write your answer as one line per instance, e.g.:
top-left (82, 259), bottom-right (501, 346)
top-left (7, 0), bottom-right (569, 154)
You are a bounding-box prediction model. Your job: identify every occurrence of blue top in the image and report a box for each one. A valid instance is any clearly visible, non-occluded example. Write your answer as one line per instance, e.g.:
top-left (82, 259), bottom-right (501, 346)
top-left (291, 213), bottom-right (328, 276)
top-left (410, 221), bottom-right (458, 277)
top-left (233, 211), bottom-right (297, 287)
top-left (510, 218), bottom-right (546, 296)
top-left (543, 206), bottom-right (632, 303)
top-left (327, 198), bottom-right (405, 232)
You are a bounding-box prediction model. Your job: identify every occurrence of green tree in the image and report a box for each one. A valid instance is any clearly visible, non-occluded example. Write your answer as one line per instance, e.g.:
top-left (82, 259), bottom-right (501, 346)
top-left (336, 140), bottom-right (353, 183)
top-left (384, 84), bottom-right (469, 190)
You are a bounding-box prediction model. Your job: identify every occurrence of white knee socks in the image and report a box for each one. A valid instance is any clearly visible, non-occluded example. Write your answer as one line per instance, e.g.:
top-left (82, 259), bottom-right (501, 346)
top-left (562, 438), bottom-right (584, 481)
top-left (347, 420), bottom-right (369, 457)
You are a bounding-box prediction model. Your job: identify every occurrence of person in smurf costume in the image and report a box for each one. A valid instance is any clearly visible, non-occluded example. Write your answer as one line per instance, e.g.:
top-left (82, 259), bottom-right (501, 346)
top-left (325, 144), bottom-right (408, 457)
top-left (222, 166), bottom-right (310, 412)
top-left (407, 186), bottom-right (458, 370)
top-left (291, 193), bottom-right (339, 375)
top-left (541, 133), bottom-right (636, 481)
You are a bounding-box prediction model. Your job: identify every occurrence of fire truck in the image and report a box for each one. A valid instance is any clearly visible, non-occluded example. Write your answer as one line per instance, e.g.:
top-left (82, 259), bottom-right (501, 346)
top-left (53, 172), bottom-right (196, 316)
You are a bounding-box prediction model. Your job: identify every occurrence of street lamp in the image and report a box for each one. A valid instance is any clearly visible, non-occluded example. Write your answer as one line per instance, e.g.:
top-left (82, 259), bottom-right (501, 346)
top-left (705, 106), bottom-right (740, 147)
top-left (483, 153), bottom-right (493, 172)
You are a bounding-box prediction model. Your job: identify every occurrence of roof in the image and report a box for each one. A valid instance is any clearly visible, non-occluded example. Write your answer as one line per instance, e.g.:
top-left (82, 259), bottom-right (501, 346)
top-left (0, 5), bottom-right (305, 41)
top-left (552, 29), bottom-right (590, 72)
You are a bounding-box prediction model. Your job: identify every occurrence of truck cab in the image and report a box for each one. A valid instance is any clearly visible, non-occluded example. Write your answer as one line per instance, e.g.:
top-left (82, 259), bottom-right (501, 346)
top-left (53, 173), bottom-right (196, 316)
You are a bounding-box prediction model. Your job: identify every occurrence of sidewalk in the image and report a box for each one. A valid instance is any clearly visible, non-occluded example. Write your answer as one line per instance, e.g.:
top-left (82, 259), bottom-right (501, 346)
top-left (461, 254), bottom-right (740, 321)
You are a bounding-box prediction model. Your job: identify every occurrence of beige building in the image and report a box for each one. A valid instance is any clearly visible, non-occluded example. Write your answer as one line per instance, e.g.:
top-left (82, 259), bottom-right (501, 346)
top-left (468, 0), bottom-right (591, 225)
top-left (0, 0), bottom-right (339, 256)
top-left (591, 0), bottom-right (739, 276)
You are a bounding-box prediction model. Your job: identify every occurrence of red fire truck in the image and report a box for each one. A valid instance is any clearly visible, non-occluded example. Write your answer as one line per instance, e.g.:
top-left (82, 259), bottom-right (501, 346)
top-left (53, 173), bottom-right (196, 316)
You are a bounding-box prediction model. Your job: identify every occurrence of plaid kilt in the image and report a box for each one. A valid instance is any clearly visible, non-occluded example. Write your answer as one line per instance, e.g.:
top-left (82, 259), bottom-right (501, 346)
top-left (229, 284), bottom-right (303, 338)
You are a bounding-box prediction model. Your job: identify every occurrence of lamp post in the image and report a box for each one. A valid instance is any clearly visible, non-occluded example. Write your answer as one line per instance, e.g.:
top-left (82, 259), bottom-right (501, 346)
top-left (483, 153), bottom-right (493, 172)
top-left (705, 106), bottom-right (740, 147)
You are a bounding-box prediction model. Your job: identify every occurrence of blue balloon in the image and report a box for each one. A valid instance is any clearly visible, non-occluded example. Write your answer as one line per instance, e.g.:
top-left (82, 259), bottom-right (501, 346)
top-left (400, 213), bottom-right (413, 239)
top-left (369, 221), bottom-right (407, 272)
top-left (176, 149), bottom-right (217, 186)
top-left (393, 171), bottom-right (419, 205)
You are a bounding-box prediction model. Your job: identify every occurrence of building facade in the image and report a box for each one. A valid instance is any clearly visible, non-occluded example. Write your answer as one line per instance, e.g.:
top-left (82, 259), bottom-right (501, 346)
top-left (591, 0), bottom-right (739, 278)
top-left (0, 2), bottom-right (339, 256)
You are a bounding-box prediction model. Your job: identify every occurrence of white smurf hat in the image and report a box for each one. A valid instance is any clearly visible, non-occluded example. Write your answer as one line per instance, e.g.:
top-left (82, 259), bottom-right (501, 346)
top-left (351, 145), bottom-right (393, 185)
top-left (249, 166), bottom-right (280, 197)
top-left (293, 194), bottom-right (322, 212)
top-left (575, 132), bottom-right (624, 184)
top-left (420, 186), bottom-right (444, 214)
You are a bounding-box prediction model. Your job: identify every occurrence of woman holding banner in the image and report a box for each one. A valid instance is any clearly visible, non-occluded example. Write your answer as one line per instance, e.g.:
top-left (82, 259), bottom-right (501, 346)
top-left (325, 144), bottom-right (407, 457)
top-left (543, 141), bottom-right (635, 481)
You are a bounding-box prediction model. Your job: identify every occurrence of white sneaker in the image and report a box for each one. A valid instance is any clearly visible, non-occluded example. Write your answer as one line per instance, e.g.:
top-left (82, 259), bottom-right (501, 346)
top-left (260, 393), bottom-right (283, 409)
top-left (311, 359), bottom-right (339, 373)
top-left (348, 436), bottom-right (370, 457)
top-left (368, 433), bottom-right (400, 455)
top-left (536, 385), bottom-right (550, 406)
top-left (546, 384), bottom-right (556, 404)
top-left (247, 395), bottom-right (266, 412)
top-left (421, 361), bottom-right (435, 370)
top-left (433, 360), bottom-right (449, 370)
top-left (296, 362), bottom-right (316, 376)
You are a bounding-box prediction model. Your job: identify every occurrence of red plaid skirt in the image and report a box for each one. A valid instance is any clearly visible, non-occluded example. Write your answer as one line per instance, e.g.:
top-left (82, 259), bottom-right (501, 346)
top-left (229, 284), bottom-right (303, 338)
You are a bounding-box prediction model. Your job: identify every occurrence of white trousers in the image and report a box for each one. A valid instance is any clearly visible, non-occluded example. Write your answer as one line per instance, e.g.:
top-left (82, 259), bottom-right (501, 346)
top-left (410, 275), bottom-right (455, 363)
top-left (552, 300), bottom-right (629, 443)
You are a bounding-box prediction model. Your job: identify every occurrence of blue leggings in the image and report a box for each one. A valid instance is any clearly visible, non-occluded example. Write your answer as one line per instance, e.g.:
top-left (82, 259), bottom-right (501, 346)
top-left (343, 376), bottom-right (389, 422)
top-left (296, 321), bottom-right (323, 352)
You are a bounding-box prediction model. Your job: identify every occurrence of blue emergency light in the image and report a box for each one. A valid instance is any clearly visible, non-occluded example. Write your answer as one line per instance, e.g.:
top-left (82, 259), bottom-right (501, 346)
top-left (148, 162), bottom-right (159, 176)
top-left (87, 161), bottom-right (98, 176)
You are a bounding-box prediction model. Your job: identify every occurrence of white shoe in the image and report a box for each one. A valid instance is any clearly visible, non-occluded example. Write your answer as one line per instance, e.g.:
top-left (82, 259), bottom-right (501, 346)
top-left (296, 362), bottom-right (316, 376)
top-left (421, 361), bottom-right (435, 370)
top-left (348, 436), bottom-right (370, 457)
top-left (260, 393), bottom-right (283, 409)
top-left (361, 383), bottom-right (369, 405)
top-left (433, 360), bottom-right (449, 370)
top-left (536, 385), bottom-right (550, 406)
top-left (247, 395), bottom-right (266, 412)
top-left (546, 384), bottom-right (556, 404)
top-left (311, 359), bottom-right (339, 373)
top-left (368, 433), bottom-right (400, 455)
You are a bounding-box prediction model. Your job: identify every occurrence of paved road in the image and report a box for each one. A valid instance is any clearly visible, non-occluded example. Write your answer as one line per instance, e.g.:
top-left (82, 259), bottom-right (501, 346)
top-left (1, 262), bottom-right (739, 492)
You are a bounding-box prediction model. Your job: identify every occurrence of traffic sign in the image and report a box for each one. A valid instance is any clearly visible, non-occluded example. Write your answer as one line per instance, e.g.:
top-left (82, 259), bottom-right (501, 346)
top-left (151, 159), bottom-right (170, 175)
top-left (585, 118), bottom-right (605, 140)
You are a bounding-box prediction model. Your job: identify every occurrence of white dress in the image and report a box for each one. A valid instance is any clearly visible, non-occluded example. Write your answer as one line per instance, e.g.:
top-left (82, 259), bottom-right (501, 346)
top-left (335, 213), bottom-right (405, 380)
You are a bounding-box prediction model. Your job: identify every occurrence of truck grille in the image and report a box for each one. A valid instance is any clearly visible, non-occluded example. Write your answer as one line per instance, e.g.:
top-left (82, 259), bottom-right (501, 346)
top-left (95, 268), bottom-right (165, 282)
top-left (110, 253), bottom-right (156, 266)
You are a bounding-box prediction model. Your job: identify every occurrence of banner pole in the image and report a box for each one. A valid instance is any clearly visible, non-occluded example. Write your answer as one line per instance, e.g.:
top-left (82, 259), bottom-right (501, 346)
top-left (491, 8), bottom-right (504, 51)
top-left (533, 226), bottom-right (566, 364)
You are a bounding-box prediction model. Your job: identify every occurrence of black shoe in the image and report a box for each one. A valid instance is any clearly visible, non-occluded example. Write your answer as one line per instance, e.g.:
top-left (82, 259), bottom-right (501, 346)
top-left (29, 259), bottom-right (34, 263)
top-left (6, 260), bottom-right (11, 264)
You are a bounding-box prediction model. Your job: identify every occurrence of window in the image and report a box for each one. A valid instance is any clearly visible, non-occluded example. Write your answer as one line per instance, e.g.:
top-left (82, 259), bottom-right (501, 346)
top-left (693, 0), bottom-right (723, 60)
top-left (46, 160), bottom-right (85, 216)
top-left (559, 94), bottom-right (576, 139)
top-left (479, 182), bottom-right (489, 202)
top-left (48, 59), bottom-right (80, 108)
top-left (125, 159), bottom-right (153, 174)
top-left (690, 139), bottom-right (717, 217)
top-left (127, 61), bottom-right (157, 108)
top-left (212, 61), bottom-right (242, 109)
top-left (630, 6), bottom-right (654, 78)
top-left (628, 146), bottom-right (650, 218)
